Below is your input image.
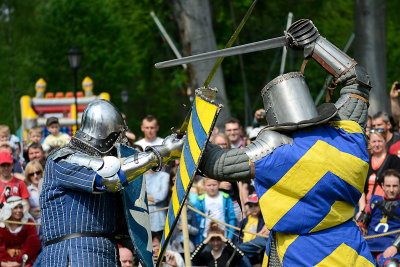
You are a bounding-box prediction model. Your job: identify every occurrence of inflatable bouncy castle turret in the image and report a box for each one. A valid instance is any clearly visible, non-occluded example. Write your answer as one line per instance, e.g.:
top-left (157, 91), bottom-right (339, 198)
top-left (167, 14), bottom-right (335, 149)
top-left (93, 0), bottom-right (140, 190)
top-left (20, 77), bottom-right (110, 140)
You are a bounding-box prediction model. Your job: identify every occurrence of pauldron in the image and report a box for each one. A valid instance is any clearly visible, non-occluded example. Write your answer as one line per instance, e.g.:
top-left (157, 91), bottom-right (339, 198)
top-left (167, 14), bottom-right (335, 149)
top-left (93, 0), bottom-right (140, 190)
top-left (244, 129), bottom-right (293, 162)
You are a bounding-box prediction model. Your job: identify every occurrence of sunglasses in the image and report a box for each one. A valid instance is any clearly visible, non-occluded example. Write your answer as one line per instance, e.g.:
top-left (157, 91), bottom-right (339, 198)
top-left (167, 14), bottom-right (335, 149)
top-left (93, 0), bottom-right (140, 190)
top-left (28, 170), bottom-right (42, 178)
top-left (369, 128), bottom-right (385, 134)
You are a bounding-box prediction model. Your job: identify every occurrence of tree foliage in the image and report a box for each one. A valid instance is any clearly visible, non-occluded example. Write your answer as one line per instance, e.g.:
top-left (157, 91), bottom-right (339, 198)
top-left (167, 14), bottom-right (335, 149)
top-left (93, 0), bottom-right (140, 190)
top-left (0, 0), bottom-right (400, 136)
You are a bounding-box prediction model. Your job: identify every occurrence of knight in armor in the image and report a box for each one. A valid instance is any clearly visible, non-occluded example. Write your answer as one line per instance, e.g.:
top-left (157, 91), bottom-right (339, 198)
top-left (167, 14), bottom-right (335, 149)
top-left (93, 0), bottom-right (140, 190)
top-left (39, 99), bottom-right (183, 266)
top-left (198, 19), bottom-right (375, 266)
top-left (360, 169), bottom-right (400, 266)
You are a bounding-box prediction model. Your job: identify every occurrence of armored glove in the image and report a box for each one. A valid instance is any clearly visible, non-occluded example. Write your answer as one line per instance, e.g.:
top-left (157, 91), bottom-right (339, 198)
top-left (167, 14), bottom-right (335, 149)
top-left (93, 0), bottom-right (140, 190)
top-left (285, 19), bottom-right (319, 50)
top-left (146, 134), bottom-right (185, 171)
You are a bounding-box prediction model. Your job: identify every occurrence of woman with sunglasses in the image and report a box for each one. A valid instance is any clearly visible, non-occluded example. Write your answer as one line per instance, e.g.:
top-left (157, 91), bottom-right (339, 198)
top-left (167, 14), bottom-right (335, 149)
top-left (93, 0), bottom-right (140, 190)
top-left (24, 161), bottom-right (43, 221)
top-left (358, 130), bottom-right (400, 222)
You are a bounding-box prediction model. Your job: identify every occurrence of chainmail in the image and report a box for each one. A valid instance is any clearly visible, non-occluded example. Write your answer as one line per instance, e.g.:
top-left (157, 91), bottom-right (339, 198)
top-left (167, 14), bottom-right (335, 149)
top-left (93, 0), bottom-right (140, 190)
top-left (268, 231), bottom-right (283, 267)
top-left (68, 136), bottom-right (117, 157)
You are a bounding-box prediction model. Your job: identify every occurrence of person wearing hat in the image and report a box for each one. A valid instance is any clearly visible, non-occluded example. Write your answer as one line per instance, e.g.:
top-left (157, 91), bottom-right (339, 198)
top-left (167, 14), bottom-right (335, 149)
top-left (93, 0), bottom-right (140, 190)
top-left (0, 196), bottom-right (40, 266)
top-left (235, 193), bottom-right (268, 266)
top-left (0, 151), bottom-right (30, 211)
top-left (42, 117), bottom-right (70, 152)
top-left (198, 19), bottom-right (374, 266)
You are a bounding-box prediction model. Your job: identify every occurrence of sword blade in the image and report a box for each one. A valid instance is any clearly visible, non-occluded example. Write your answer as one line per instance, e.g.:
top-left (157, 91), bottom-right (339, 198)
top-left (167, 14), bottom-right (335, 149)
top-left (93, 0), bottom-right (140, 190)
top-left (155, 36), bottom-right (287, 69)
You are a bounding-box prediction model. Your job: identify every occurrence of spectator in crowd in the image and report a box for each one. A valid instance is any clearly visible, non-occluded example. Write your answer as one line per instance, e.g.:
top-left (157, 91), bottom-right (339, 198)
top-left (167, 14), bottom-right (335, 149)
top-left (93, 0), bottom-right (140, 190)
top-left (0, 125), bottom-right (21, 156)
top-left (212, 133), bottom-right (231, 149)
top-left (360, 169), bottom-right (400, 266)
top-left (224, 118), bottom-right (246, 149)
top-left (119, 247), bottom-right (134, 267)
top-left (235, 193), bottom-right (268, 266)
top-left (42, 117), bottom-right (70, 152)
top-left (24, 161), bottom-right (43, 221)
top-left (0, 143), bottom-right (24, 179)
top-left (372, 112), bottom-right (400, 152)
top-left (169, 201), bottom-right (199, 255)
top-left (212, 133), bottom-right (244, 222)
top-left (28, 127), bottom-right (44, 145)
top-left (195, 178), bottom-right (236, 242)
top-left (23, 127), bottom-right (44, 164)
top-left (0, 152), bottom-right (30, 211)
top-left (0, 196), bottom-right (41, 266)
top-left (251, 108), bottom-right (267, 129)
top-left (390, 81), bottom-right (400, 130)
top-left (191, 222), bottom-right (247, 267)
top-left (150, 231), bottom-right (185, 267)
top-left (125, 130), bottom-right (136, 147)
top-left (358, 130), bottom-right (400, 217)
top-left (135, 115), bottom-right (163, 151)
top-left (26, 143), bottom-right (46, 168)
top-left (209, 126), bottom-right (219, 144)
top-left (145, 169), bottom-right (170, 236)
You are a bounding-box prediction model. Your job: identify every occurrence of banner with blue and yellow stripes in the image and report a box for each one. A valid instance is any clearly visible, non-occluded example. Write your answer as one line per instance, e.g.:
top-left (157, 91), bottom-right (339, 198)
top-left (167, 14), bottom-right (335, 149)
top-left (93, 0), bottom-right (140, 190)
top-left (157, 93), bottom-right (221, 264)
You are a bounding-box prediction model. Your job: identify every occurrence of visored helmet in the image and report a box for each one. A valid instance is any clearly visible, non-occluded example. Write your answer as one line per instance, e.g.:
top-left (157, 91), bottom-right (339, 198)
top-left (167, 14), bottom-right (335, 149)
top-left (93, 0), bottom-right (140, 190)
top-left (72, 99), bottom-right (127, 154)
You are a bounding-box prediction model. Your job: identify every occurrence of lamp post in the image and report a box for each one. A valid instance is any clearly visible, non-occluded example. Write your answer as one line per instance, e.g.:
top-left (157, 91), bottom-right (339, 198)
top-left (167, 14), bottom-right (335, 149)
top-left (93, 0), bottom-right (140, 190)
top-left (121, 89), bottom-right (129, 117)
top-left (67, 45), bottom-right (82, 129)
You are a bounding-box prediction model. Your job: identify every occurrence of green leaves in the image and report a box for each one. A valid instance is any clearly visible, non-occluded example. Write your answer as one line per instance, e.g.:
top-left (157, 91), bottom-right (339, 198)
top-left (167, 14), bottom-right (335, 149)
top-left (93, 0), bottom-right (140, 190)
top-left (1, 0), bottom-right (400, 135)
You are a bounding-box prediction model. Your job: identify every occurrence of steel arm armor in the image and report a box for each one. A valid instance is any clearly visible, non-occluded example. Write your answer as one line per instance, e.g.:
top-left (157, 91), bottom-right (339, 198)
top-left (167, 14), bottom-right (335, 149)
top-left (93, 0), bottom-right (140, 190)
top-left (58, 140), bottom-right (182, 193)
top-left (95, 134), bottom-right (183, 192)
top-left (94, 151), bottom-right (159, 192)
top-left (304, 37), bottom-right (371, 131)
top-left (199, 131), bottom-right (292, 181)
top-left (286, 21), bottom-right (371, 131)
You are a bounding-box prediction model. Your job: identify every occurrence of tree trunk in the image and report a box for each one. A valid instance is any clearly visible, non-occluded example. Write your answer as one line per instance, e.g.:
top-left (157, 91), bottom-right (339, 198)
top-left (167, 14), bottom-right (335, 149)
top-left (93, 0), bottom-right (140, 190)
top-left (354, 0), bottom-right (387, 115)
top-left (171, 0), bottom-right (231, 130)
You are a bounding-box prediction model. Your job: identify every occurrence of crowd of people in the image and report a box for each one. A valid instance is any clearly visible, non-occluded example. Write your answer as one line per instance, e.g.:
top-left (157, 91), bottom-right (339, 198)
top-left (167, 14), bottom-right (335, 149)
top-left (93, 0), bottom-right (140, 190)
top-left (2, 80), bottom-right (400, 266)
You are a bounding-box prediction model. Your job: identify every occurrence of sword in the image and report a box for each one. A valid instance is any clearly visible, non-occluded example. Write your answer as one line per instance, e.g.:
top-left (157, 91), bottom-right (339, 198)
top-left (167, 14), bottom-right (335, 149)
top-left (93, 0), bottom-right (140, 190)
top-left (155, 36), bottom-right (287, 69)
top-left (155, 19), bottom-right (320, 69)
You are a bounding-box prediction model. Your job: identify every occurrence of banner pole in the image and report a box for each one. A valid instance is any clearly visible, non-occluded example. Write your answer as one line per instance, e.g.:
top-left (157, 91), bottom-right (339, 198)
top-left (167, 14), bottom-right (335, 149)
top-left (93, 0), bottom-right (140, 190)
top-left (181, 204), bottom-right (192, 267)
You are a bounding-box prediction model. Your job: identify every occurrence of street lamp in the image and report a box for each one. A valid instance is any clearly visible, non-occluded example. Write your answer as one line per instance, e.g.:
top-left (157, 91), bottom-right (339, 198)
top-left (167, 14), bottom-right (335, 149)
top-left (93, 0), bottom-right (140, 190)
top-left (121, 89), bottom-right (129, 116)
top-left (67, 45), bottom-right (82, 129)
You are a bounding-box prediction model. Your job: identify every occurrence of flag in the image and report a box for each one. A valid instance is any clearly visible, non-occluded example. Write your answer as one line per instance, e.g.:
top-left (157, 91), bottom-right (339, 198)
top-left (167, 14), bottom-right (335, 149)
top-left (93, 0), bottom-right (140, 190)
top-left (157, 93), bottom-right (221, 265)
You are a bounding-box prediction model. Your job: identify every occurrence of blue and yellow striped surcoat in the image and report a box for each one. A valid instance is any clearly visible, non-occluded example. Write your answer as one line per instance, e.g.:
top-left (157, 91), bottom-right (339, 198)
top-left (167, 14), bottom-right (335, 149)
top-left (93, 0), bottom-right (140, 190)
top-left (253, 121), bottom-right (374, 266)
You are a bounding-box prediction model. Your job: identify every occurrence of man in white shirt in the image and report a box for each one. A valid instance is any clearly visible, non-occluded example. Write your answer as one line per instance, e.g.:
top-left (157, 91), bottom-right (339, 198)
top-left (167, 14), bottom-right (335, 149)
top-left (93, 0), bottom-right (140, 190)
top-left (224, 118), bottom-right (245, 149)
top-left (135, 115), bottom-right (164, 151)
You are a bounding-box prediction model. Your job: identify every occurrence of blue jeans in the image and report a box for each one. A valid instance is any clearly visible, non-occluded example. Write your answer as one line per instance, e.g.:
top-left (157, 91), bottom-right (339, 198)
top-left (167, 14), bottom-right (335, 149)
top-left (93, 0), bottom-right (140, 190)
top-left (238, 236), bottom-right (267, 267)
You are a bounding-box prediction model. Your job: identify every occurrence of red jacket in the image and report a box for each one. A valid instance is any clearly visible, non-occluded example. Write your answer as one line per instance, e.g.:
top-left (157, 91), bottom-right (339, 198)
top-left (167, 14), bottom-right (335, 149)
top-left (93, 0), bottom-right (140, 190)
top-left (0, 219), bottom-right (40, 266)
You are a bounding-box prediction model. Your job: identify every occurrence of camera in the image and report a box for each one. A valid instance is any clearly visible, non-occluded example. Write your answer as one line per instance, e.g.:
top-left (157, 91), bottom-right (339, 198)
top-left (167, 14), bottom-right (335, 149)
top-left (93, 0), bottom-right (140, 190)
top-left (396, 83), bottom-right (400, 90)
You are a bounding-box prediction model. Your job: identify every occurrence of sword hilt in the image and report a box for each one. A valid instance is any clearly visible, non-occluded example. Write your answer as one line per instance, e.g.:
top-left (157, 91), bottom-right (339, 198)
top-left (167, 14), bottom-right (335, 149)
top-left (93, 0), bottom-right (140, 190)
top-left (21, 254), bottom-right (28, 267)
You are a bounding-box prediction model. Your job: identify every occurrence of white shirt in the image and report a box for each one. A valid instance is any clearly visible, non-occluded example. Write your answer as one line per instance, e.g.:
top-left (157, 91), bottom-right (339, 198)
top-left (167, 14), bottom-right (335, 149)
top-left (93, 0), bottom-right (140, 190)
top-left (203, 192), bottom-right (224, 237)
top-left (145, 170), bottom-right (170, 232)
top-left (135, 137), bottom-right (164, 151)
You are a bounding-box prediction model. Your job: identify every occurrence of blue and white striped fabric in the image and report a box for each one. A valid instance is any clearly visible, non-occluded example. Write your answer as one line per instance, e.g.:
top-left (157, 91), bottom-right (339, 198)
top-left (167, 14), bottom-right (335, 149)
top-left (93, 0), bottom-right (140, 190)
top-left (40, 152), bottom-right (120, 266)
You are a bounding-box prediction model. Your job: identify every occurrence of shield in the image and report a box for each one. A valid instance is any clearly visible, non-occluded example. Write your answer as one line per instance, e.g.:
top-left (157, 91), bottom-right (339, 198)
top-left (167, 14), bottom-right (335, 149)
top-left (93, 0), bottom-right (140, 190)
top-left (157, 93), bottom-right (221, 266)
top-left (118, 144), bottom-right (153, 267)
